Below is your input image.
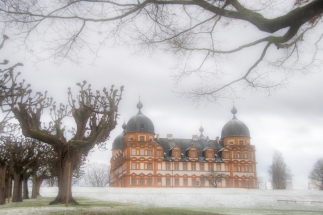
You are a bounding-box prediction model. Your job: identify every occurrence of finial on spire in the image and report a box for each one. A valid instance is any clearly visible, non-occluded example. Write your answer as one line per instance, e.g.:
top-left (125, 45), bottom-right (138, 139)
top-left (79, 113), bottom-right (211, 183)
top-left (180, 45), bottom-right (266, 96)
top-left (199, 119), bottom-right (204, 133)
top-left (199, 125), bottom-right (204, 133)
top-left (231, 105), bottom-right (237, 115)
top-left (199, 121), bottom-right (206, 140)
top-left (231, 104), bottom-right (237, 119)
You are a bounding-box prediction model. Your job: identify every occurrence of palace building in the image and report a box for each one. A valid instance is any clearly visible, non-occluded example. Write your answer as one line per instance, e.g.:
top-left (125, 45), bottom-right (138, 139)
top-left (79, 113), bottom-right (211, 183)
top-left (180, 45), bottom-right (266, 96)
top-left (110, 101), bottom-right (257, 188)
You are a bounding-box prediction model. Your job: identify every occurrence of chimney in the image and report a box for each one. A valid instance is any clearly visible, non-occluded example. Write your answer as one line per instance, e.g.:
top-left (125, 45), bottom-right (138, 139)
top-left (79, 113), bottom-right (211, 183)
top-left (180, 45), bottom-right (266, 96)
top-left (156, 134), bottom-right (160, 140)
top-left (216, 136), bottom-right (219, 143)
top-left (167, 134), bottom-right (173, 140)
top-left (192, 135), bottom-right (198, 141)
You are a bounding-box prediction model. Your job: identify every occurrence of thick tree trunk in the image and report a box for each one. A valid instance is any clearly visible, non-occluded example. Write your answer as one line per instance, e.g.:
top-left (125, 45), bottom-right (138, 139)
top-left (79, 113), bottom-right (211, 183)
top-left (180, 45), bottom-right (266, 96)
top-left (23, 177), bottom-right (29, 199)
top-left (36, 178), bottom-right (42, 196)
top-left (0, 165), bottom-right (6, 205)
top-left (31, 175), bottom-right (43, 198)
top-left (49, 156), bottom-right (78, 205)
top-left (5, 175), bottom-right (12, 202)
top-left (31, 175), bottom-right (37, 198)
top-left (12, 173), bottom-right (23, 202)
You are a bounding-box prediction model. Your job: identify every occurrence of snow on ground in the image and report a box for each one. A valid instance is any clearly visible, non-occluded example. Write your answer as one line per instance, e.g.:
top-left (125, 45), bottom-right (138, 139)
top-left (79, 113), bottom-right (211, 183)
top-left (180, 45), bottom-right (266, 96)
top-left (40, 187), bottom-right (323, 211)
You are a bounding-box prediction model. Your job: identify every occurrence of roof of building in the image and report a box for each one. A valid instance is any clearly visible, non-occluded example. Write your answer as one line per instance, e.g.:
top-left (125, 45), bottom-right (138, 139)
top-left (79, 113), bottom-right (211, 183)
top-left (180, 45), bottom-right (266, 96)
top-left (111, 133), bottom-right (125, 150)
top-left (155, 138), bottom-right (223, 162)
top-left (112, 122), bottom-right (126, 150)
top-left (125, 100), bottom-right (155, 134)
top-left (221, 106), bottom-right (250, 138)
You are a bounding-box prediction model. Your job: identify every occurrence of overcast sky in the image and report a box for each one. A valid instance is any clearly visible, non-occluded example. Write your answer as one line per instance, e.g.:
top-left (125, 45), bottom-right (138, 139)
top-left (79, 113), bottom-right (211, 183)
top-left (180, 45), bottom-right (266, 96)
top-left (2, 43), bottom-right (321, 190)
top-left (1, 3), bottom-right (323, 189)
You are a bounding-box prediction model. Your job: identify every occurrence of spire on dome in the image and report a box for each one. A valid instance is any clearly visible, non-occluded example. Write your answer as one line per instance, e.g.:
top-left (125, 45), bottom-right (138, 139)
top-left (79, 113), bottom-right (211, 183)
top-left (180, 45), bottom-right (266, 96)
top-left (199, 125), bottom-right (204, 133)
top-left (122, 119), bottom-right (126, 133)
top-left (137, 96), bottom-right (143, 113)
top-left (199, 123), bottom-right (206, 140)
top-left (231, 105), bottom-right (237, 119)
top-left (221, 104), bottom-right (250, 139)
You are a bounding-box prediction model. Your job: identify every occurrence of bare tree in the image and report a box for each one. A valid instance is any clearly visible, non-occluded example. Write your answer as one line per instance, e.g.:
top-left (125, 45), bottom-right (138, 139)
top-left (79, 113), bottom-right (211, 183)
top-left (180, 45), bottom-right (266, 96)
top-left (257, 177), bottom-right (267, 189)
top-left (203, 170), bottom-right (225, 188)
top-left (31, 143), bottom-right (58, 199)
top-left (0, 124), bottom-right (20, 205)
top-left (5, 81), bottom-right (123, 205)
top-left (0, 34), bottom-right (24, 205)
top-left (0, 138), bottom-right (9, 205)
top-left (268, 150), bottom-right (292, 189)
top-left (7, 137), bottom-right (41, 202)
top-left (1, 1), bottom-right (323, 102)
top-left (84, 163), bottom-right (110, 187)
top-left (309, 158), bottom-right (323, 190)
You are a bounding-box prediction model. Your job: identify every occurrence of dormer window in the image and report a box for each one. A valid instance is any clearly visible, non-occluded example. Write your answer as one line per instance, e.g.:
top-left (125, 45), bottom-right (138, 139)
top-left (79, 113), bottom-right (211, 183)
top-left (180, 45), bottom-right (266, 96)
top-left (239, 140), bottom-right (244, 145)
top-left (191, 151), bottom-right (195, 157)
top-left (139, 136), bottom-right (145, 141)
top-left (140, 123), bottom-right (144, 131)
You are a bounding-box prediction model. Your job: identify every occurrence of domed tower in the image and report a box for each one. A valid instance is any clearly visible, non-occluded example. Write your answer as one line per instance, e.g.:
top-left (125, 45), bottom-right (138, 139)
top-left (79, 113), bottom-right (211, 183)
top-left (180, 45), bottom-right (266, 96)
top-left (125, 100), bottom-right (155, 142)
top-left (111, 121), bottom-right (126, 156)
top-left (221, 105), bottom-right (250, 146)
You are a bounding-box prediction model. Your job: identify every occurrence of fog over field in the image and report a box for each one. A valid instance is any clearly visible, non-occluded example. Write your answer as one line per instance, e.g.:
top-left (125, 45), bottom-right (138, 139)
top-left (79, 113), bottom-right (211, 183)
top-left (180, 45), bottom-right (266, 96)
top-left (1, 187), bottom-right (323, 215)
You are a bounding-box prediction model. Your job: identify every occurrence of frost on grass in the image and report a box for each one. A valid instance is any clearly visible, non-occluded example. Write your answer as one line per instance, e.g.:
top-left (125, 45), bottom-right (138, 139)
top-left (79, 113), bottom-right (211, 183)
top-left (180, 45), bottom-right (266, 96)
top-left (1, 187), bottom-right (323, 214)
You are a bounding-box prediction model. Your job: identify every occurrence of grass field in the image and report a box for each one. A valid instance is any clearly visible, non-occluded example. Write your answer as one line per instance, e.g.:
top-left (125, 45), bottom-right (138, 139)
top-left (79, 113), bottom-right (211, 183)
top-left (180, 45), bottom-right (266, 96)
top-left (1, 197), bottom-right (323, 215)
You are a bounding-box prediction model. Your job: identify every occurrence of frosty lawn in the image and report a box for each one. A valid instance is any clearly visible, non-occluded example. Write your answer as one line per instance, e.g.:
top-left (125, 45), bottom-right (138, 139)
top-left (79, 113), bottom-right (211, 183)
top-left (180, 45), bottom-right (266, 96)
top-left (1, 187), bottom-right (323, 214)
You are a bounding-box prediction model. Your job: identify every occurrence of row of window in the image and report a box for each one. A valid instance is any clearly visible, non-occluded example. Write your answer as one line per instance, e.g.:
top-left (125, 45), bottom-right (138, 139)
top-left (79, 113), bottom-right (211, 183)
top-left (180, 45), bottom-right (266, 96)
top-left (131, 162), bottom-right (254, 172)
top-left (172, 151), bottom-right (197, 157)
top-left (131, 178), bottom-right (254, 188)
top-left (233, 165), bottom-right (253, 172)
top-left (131, 148), bottom-right (253, 160)
top-left (131, 178), bottom-right (207, 187)
top-left (129, 135), bottom-right (154, 142)
top-left (222, 152), bottom-right (253, 159)
top-left (228, 140), bottom-right (248, 145)
top-left (131, 149), bottom-right (155, 156)
top-left (235, 180), bottom-right (254, 188)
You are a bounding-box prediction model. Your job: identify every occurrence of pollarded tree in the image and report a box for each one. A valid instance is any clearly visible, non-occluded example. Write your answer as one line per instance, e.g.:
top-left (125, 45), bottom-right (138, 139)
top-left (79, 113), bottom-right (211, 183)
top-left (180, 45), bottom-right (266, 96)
top-left (1, 1), bottom-right (323, 102)
top-left (6, 81), bottom-right (123, 204)
top-left (309, 158), bottom-right (323, 190)
top-left (268, 150), bottom-right (292, 189)
top-left (1, 134), bottom-right (41, 203)
top-left (0, 34), bottom-right (24, 205)
top-left (0, 124), bottom-right (21, 205)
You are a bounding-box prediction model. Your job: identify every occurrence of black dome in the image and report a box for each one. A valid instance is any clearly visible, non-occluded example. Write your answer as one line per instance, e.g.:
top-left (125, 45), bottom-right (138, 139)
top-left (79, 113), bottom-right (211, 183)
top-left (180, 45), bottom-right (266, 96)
top-left (112, 122), bottom-right (126, 150)
top-left (126, 101), bottom-right (155, 134)
top-left (112, 133), bottom-right (125, 149)
top-left (221, 106), bottom-right (250, 138)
